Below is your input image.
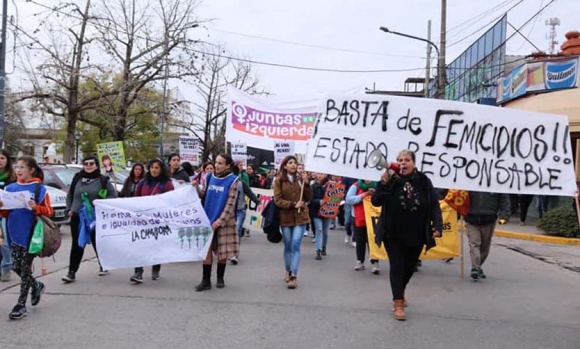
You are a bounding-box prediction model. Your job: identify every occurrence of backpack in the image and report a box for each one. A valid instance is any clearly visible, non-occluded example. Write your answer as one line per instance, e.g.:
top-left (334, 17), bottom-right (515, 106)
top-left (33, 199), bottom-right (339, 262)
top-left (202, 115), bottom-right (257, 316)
top-left (33, 183), bottom-right (62, 258)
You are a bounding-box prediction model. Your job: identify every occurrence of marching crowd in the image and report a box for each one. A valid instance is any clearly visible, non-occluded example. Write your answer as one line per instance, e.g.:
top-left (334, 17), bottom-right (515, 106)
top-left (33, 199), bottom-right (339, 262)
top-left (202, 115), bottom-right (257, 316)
top-left (0, 148), bottom-right (518, 321)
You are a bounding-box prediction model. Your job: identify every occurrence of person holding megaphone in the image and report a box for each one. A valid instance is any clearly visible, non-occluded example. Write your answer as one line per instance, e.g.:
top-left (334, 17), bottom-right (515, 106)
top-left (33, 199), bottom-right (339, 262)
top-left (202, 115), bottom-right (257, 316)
top-left (370, 149), bottom-right (443, 321)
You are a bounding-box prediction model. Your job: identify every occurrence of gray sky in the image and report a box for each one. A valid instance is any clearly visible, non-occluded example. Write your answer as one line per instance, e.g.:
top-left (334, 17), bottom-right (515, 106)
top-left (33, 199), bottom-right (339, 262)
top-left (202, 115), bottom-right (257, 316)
top-left (197, 0), bottom-right (579, 100)
top-left (12, 0), bottom-right (580, 103)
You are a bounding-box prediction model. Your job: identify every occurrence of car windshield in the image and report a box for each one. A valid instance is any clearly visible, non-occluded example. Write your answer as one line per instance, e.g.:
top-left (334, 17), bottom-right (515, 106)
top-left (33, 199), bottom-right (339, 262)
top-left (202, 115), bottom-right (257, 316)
top-left (53, 168), bottom-right (79, 189)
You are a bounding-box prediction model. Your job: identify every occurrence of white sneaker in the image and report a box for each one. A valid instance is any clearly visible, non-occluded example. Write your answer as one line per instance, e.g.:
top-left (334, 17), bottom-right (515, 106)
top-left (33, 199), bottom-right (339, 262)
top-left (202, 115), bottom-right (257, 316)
top-left (354, 261), bottom-right (365, 271)
top-left (371, 262), bottom-right (380, 275)
top-left (351, 242), bottom-right (356, 248)
top-left (312, 237), bottom-right (316, 243)
top-left (303, 232), bottom-right (309, 237)
top-left (344, 236), bottom-right (350, 244)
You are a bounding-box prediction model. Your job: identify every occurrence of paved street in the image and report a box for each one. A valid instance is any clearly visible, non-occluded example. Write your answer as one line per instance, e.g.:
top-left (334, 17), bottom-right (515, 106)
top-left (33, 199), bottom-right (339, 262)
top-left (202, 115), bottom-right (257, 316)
top-left (1, 225), bottom-right (579, 349)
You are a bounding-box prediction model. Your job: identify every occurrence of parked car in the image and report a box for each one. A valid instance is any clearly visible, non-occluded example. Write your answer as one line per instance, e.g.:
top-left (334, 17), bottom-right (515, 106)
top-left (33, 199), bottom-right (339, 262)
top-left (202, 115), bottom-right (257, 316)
top-left (45, 185), bottom-right (70, 225)
top-left (41, 164), bottom-right (80, 192)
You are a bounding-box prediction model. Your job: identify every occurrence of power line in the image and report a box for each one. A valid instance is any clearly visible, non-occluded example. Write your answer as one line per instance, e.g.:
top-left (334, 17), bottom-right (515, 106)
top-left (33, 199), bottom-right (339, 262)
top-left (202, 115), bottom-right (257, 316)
top-left (190, 49), bottom-right (425, 73)
top-left (446, 0), bottom-right (517, 37)
top-left (447, 0), bottom-right (525, 48)
top-left (212, 28), bottom-right (425, 59)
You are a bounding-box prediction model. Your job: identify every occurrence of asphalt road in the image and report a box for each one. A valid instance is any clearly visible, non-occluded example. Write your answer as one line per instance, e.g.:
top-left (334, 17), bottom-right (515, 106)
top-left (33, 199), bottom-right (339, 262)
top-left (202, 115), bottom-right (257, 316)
top-left (0, 226), bottom-right (579, 349)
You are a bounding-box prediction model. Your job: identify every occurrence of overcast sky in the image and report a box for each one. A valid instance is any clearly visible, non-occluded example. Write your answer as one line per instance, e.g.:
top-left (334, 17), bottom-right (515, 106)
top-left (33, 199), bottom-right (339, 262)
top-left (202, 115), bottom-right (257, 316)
top-left (12, 0), bottom-right (580, 103)
top-left (196, 0), bottom-right (579, 100)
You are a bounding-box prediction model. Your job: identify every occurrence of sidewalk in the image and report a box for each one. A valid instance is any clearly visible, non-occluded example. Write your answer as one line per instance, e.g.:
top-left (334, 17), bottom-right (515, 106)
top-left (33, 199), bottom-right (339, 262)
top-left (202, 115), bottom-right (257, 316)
top-left (493, 217), bottom-right (580, 246)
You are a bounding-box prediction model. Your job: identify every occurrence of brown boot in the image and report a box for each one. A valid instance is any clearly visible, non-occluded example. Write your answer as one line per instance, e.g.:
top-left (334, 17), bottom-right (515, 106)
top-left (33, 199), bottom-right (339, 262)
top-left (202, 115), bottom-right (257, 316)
top-left (393, 299), bottom-right (406, 321)
top-left (284, 272), bottom-right (291, 283)
top-left (287, 276), bottom-right (297, 289)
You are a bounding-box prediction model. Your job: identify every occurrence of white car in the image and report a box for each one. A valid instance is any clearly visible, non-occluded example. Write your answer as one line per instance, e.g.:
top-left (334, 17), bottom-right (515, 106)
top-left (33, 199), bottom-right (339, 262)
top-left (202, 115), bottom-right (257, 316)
top-left (45, 186), bottom-right (70, 225)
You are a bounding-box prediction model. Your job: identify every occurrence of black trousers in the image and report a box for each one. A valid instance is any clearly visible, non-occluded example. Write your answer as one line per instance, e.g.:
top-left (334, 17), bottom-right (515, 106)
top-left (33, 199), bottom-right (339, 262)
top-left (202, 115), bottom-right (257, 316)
top-left (385, 239), bottom-right (423, 300)
top-left (69, 215), bottom-right (100, 273)
top-left (518, 194), bottom-right (534, 223)
top-left (353, 226), bottom-right (377, 263)
top-left (11, 244), bottom-right (36, 305)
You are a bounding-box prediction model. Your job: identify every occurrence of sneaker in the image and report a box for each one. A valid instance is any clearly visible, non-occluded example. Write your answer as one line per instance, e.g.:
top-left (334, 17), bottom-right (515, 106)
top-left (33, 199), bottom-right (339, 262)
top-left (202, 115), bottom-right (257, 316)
top-left (0, 270), bottom-right (11, 282)
top-left (311, 237), bottom-right (316, 243)
top-left (62, 272), bottom-right (76, 283)
top-left (303, 231), bottom-right (309, 237)
top-left (321, 247), bottom-right (327, 256)
top-left (244, 230), bottom-right (250, 237)
top-left (478, 268), bottom-right (486, 279)
top-left (351, 242), bottom-right (356, 248)
top-left (98, 266), bottom-right (109, 276)
top-left (287, 276), bottom-right (297, 289)
top-left (470, 268), bottom-right (480, 280)
top-left (284, 272), bottom-right (291, 283)
top-left (371, 262), bottom-right (380, 275)
top-left (344, 236), bottom-right (350, 244)
top-left (130, 272), bottom-right (143, 283)
top-left (309, 232), bottom-right (315, 238)
top-left (354, 261), bottom-right (365, 271)
top-left (151, 270), bottom-right (160, 280)
top-left (230, 256), bottom-right (238, 265)
top-left (31, 281), bottom-right (45, 306)
top-left (315, 250), bottom-right (322, 260)
top-left (8, 304), bottom-right (27, 320)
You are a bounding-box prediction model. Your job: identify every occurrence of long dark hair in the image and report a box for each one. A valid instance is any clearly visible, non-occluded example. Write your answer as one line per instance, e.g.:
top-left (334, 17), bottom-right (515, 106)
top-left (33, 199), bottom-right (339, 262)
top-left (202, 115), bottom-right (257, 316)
top-left (145, 158), bottom-right (170, 182)
top-left (129, 163), bottom-right (145, 181)
top-left (120, 163), bottom-right (145, 197)
top-left (0, 149), bottom-right (15, 182)
top-left (214, 153), bottom-right (234, 177)
top-left (17, 155), bottom-right (44, 181)
top-left (181, 161), bottom-right (195, 176)
top-left (276, 155), bottom-right (298, 183)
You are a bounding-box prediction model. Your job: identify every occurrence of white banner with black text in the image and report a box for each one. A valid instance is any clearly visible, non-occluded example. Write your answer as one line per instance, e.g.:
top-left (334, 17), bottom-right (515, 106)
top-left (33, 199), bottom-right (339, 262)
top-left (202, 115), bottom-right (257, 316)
top-left (304, 94), bottom-right (576, 196)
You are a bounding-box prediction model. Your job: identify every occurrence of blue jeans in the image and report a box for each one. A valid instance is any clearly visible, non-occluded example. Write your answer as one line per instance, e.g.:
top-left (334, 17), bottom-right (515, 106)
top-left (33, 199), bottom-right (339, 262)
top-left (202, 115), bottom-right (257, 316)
top-left (313, 217), bottom-right (331, 251)
top-left (1, 219), bottom-right (12, 273)
top-left (344, 205), bottom-right (353, 238)
top-left (235, 209), bottom-right (247, 239)
top-left (281, 224), bottom-right (306, 275)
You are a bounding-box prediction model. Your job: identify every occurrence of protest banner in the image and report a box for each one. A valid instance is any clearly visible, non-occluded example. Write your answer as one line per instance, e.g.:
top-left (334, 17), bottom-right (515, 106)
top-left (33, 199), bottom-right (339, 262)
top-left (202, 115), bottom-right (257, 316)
top-left (319, 181), bottom-right (346, 219)
top-left (179, 136), bottom-right (200, 166)
top-left (364, 199), bottom-right (459, 260)
top-left (226, 86), bottom-right (317, 154)
top-left (305, 94), bottom-right (577, 196)
top-left (242, 188), bottom-right (273, 231)
top-left (274, 141), bottom-right (295, 167)
top-left (0, 189), bottom-right (31, 210)
top-left (94, 186), bottom-right (213, 270)
top-left (231, 142), bottom-right (248, 166)
top-left (97, 141), bottom-right (127, 172)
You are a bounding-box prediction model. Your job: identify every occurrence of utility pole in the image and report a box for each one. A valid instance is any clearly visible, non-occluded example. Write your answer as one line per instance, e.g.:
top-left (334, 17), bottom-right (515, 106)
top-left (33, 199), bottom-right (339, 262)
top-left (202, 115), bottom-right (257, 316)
top-left (0, 0), bottom-right (7, 147)
top-left (425, 20), bottom-right (432, 98)
top-left (437, 0), bottom-right (447, 99)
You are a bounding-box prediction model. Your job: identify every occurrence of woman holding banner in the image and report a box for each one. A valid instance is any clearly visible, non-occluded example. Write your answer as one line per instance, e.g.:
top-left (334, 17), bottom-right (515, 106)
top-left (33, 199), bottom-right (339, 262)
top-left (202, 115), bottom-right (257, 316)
top-left (129, 159), bottom-right (175, 283)
top-left (345, 179), bottom-right (380, 274)
top-left (274, 155), bottom-right (312, 289)
top-left (195, 153), bottom-right (239, 291)
top-left (371, 149), bottom-right (442, 321)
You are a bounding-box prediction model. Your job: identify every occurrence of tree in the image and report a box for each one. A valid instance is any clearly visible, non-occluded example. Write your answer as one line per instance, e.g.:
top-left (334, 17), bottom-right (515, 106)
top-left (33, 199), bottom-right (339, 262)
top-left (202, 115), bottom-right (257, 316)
top-left (169, 47), bottom-right (266, 162)
top-left (14, 0), bottom-right (106, 163)
top-left (93, 0), bottom-right (201, 141)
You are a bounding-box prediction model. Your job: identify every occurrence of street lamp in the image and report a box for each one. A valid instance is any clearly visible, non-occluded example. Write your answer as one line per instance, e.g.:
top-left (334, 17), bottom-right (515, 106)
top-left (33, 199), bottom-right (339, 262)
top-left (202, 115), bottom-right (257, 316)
top-left (379, 27), bottom-right (445, 99)
top-left (74, 131), bottom-right (81, 164)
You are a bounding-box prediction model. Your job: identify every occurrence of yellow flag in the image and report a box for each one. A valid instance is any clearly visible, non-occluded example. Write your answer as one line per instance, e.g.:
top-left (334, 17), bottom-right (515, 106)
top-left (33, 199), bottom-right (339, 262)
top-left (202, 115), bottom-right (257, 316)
top-left (363, 199), bottom-right (460, 260)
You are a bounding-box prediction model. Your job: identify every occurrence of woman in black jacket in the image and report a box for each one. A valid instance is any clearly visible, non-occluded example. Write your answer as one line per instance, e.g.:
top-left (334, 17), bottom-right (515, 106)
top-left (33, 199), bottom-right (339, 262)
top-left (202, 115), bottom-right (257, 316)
top-left (371, 149), bottom-right (443, 321)
top-left (119, 163), bottom-right (145, 198)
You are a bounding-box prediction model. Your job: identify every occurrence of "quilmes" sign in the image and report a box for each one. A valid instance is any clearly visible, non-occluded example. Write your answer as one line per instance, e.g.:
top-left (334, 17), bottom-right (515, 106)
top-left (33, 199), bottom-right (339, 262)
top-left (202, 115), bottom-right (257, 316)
top-left (545, 59), bottom-right (578, 90)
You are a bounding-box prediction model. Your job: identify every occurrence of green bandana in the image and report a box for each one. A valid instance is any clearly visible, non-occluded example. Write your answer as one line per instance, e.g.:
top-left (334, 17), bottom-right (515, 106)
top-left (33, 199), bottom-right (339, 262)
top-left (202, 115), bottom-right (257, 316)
top-left (358, 179), bottom-right (377, 191)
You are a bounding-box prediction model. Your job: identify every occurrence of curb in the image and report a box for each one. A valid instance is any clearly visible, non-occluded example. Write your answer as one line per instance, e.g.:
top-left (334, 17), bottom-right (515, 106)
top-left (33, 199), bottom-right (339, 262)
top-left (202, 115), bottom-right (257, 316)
top-left (495, 230), bottom-right (580, 246)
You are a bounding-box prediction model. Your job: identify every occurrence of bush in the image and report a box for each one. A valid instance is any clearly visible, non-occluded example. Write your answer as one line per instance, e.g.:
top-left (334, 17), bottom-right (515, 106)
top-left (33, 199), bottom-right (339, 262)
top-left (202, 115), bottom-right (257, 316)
top-left (536, 205), bottom-right (580, 238)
